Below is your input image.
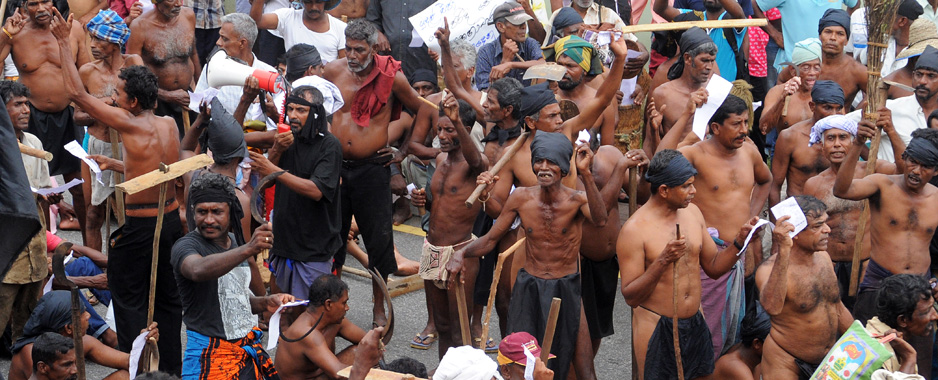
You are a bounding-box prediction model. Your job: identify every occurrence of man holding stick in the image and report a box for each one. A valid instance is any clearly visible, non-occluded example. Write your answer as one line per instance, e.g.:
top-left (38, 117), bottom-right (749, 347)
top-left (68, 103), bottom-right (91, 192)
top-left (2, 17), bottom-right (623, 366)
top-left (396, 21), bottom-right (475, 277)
top-left (52, 9), bottom-right (184, 374)
top-left (408, 93), bottom-right (488, 358)
top-left (833, 124), bottom-right (938, 375)
top-left (618, 149), bottom-right (759, 380)
top-left (756, 196), bottom-right (854, 379)
top-left (447, 132), bottom-right (607, 380)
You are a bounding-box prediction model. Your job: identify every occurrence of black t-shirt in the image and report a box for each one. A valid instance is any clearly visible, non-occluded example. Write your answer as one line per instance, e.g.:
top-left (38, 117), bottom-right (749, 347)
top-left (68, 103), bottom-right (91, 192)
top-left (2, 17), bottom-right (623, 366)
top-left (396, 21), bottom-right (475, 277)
top-left (271, 132), bottom-right (343, 262)
top-left (171, 231), bottom-right (255, 340)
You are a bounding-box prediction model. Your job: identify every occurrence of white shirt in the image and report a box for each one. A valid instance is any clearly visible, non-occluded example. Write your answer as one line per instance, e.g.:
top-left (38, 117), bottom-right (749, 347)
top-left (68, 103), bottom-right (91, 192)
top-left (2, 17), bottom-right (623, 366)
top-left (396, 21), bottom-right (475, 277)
top-left (262, 0), bottom-right (291, 38)
top-left (274, 10), bottom-right (347, 64)
top-left (847, 95), bottom-right (925, 162)
top-left (20, 132), bottom-right (51, 189)
top-left (194, 53), bottom-right (280, 131)
top-left (272, 75), bottom-right (345, 131)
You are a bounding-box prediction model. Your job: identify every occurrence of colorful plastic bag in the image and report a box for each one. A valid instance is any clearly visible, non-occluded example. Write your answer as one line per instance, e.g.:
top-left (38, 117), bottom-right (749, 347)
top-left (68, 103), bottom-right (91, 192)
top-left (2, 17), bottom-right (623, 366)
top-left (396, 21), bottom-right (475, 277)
top-left (810, 320), bottom-right (893, 380)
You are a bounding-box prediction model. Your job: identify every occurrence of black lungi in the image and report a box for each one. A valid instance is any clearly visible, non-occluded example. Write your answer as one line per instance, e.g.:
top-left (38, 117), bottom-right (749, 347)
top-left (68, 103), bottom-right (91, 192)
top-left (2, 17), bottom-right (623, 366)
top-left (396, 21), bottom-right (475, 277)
top-left (508, 269), bottom-right (581, 380)
top-left (27, 104), bottom-right (80, 175)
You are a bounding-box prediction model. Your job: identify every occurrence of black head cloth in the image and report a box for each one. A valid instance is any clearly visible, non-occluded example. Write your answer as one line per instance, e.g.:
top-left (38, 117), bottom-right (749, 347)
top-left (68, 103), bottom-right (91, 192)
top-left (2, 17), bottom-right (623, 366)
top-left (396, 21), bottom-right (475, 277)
top-left (189, 171), bottom-right (246, 245)
top-left (286, 88), bottom-right (329, 141)
top-left (408, 68), bottom-right (438, 87)
top-left (645, 150), bottom-right (698, 189)
top-left (530, 131), bottom-right (573, 176)
top-left (520, 82), bottom-right (558, 120)
top-left (667, 27), bottom-right (713, 80)
top-left (818, 9), bottom-right (849, 35)
top-left (917, 45), bottom-right (938, 72)
top-left (12, 291), bottom-right (84, 354)
top-left (286, 44), bottom-right (322, 82)
top-left (551, 7), bottom-right (584, 38)
top-left (200, 98), bottom-right (247, 166)
top-left (810, 80), bottom-right (844, 106)
top-left (905, 135), bottom-right (938, 167)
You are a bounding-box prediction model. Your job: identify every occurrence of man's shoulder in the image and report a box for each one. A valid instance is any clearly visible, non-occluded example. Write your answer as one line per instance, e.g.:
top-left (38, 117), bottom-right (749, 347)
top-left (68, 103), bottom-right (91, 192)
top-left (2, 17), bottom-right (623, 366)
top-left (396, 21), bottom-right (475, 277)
top-left (20, 132), bottom-right (42, 148)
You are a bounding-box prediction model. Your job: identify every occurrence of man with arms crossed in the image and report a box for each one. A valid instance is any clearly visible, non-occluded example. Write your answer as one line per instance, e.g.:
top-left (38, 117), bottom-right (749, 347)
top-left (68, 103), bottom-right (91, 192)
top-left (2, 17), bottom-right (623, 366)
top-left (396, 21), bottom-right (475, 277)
top-left (54, 10), bottom-right (184, 374)
top-left (619, 149), bottom-right (759, 380)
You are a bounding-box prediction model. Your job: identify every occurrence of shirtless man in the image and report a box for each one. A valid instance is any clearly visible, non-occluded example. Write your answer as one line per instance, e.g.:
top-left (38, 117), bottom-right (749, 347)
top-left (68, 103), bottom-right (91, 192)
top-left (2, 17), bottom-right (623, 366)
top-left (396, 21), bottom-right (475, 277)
top-left (409, 93), bottom-right (488, 358)
top-left (322, 19), bottom-right (423, 326)
top-left (126, 0), bottom-right (199, 135)
top-left (9, 291), bottom-right (159, 380)
top-left (833, 125), bottom-right (938, 377)
top-left (0, 0), bottom-right (91, 239)
top-left (79, 10), bottom-right (143, 252)
top-left (447, 132), bottom-right (608, 380)
top-left (760, 39), bottom-right (822, 136)
top-left (803, 114), bottom-right (902, 310)
top-left (54, 10), bottom-right (184, 374)
top-left (647, 27), bottom-right (716, 156)
top-left (549, 35), bottom-right (619, 145)
top-left (275, 275), bottom-right (366, 380)
top-left (756, 197), bottom-right (854, 379)
top-left (778, 9), bottom-right (867, 108)
top-left (658, 93), bottom-right (772, 357)
top-left (769, 80), bottom-right (842, 206)
top-left (619, 149), bottom-right (759, 380)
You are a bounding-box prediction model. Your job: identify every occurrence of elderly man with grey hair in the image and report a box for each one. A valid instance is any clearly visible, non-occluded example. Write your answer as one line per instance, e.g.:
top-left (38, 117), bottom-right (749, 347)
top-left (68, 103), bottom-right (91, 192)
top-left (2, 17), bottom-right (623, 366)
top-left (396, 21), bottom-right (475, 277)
top-left (193, 13), bottom-right (280, 132)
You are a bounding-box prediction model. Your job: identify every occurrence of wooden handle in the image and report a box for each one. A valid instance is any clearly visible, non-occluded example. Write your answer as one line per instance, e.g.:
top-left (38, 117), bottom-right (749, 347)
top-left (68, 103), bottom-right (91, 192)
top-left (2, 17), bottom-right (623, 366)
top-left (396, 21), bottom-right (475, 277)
top-left (19, 142), bottom-right (53, 161)
top-left (418, 96), bottom-right (439, 110)
top-left (466, 131), bottom-right (531, 207)
top-left (540, 298), bottom-right (562, 362)
top-left (781, 95), bottom-right (791, 118)
top-left (673, 224), bottom-right (684, 380)
top-left (849, 127), bottom-right (882, 296)
top-left (147, 182), bottom-right (168, 326)
top-left (182, 109), bottom-right (191, 134)
top-left (621, 18), bottom-right (766, 34)
top-left (455, 274), bottom-right (472, 346)
top-left (479, 237), bottom-right (526, 349)
top-left (628, 167), bottom-right (638, 216)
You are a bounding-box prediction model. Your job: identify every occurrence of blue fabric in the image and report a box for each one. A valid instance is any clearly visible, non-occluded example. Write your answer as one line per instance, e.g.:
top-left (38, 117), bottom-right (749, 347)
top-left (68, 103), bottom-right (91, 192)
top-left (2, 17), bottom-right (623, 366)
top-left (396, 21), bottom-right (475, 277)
top-left (677, 9), bottom-right (747, 80)
top-left (474, 37), bottom-right (545, 90)
top-left (756, 0), bottom-right (858, 73)
top-left (79, 290), bottom-right (109, 338)
top-left (86, 10), bottom-right (130, 46)
top-left (182, 329), bottom-right (268, 380)
top-left (66, 256), bottom-right (111, 306)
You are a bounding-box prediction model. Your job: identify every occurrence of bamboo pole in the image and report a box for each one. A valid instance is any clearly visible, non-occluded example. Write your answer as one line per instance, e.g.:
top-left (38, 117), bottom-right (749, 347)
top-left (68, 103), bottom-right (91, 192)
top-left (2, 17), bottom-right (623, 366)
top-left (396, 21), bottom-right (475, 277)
top-left (479, 238), bottom-right (526, 349)
top-left (621, 19), bottom-right (766, 34)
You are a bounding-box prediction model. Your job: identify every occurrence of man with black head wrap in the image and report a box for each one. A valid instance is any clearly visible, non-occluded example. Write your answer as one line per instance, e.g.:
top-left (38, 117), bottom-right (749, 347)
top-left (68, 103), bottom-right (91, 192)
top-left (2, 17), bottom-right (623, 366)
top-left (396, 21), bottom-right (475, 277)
top-left (712, 302), bottom-right (771, 379)
top-left (542, 7), bottom-right (585, 47)
top-left (447, 132), bottom-right (608, 380)
top-left (769, 80), bottom-right (843, 207)
top-left (249, 86), bottom-right (343, 301)
top-left (834, 128), bottom-right (938, 377)
top-left (655, 0), bottom-right (747, 81)
top-left (171, 172), bottom-right (293, 379)
top-left (8, 291), bottom-right (159, 380)
top-left (618, 149), bottom-right (760, 380)
top-left (648, 27), bottom-right (717, 155)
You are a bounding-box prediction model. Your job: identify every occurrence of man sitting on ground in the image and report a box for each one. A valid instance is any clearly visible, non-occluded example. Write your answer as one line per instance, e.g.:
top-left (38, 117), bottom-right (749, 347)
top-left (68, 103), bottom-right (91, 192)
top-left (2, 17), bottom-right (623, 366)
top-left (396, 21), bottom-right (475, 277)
top-left (865, 274), bottom-right (938, 375)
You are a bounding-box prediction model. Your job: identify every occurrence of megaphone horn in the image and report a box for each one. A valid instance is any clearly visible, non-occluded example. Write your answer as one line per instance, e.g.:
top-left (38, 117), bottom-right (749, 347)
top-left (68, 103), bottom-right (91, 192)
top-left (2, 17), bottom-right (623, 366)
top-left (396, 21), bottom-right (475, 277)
top-left (206, 50), bottom-right (284, 93)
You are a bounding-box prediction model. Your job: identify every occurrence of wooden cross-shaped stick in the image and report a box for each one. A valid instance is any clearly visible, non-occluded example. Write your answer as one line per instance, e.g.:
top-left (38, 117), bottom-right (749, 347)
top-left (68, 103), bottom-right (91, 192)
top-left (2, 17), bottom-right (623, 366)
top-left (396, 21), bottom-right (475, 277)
top-left (115, 154), bottom-right (213, 373)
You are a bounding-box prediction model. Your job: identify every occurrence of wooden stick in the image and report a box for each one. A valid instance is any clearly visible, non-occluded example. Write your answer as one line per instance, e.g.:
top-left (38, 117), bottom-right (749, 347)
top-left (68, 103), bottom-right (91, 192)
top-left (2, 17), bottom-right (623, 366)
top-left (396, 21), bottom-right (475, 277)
top-left (418, 96), bottom-right (439, 110)
top-left (628, 167), bottom-right (638, 216)
top-left (466, 131), bottom-right (531, 206)
top-left (117, 154), bottom-right (213, 195)
top-left (621, 19), bottom-right (766, 34)
top-left (781, 96), bottom-right (791, 118)
top-left (109, 128), bottom-right (124, 226)
top-left (19, 142), bottom-right (53, 161)
top-left (540, 298), bottom-right (562, 362)
top-left (0, 0), bottom-right (8, 26)
top-left (849, 118), bottom-right (882, 296)
top-left (147, 181), bottom-right (168, 326)
top-left (673, 224), bottom-right (685, 380)
top-left (480, 237), bottom-right (526, 349)
top-left (182, 109), bottom-right (191, 134)
top-left (454, 274), bottom-right (472, 346)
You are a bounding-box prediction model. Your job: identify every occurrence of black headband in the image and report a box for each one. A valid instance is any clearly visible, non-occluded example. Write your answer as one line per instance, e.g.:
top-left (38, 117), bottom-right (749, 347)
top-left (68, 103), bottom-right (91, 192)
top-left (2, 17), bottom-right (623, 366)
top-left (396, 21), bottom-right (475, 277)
top-left (530, 131), bottom-right (573, 176)
top-left (286, 95), bottom-right (315, 108)
top-left (190, 186), bottom-right (246, 245)
top-left (905, 137), bottom-right (938, 167)
top-left (645, 154), bottom-right (698, 189)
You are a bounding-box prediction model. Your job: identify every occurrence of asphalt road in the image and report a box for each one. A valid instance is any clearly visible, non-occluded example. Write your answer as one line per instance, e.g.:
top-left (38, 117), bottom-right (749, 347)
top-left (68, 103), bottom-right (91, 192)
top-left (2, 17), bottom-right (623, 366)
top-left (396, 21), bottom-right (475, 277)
top-left (0, 203), bottom-right (634, 379)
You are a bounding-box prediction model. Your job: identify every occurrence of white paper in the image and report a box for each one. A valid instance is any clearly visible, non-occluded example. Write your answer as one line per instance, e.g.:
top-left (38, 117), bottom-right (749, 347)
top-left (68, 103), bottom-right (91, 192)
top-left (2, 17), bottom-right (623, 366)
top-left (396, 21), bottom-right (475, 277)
top-left (576, 129), bottom-right (591, 144)
top-left (189, 88), bottom-right (219, 113)
top-left (409, 28), bottom-right (424, 48)
top-left (33, 178), bottom-right (84, 196)
top-left (619, 77), bottom-right (638, 106)
top-left (267, 300), bottom-right (309, 350)
top-left (523, 345), bottom-right (537, 380)
top-left (139, 0), bottom-right (153, 14)
top-left (43, 274), bottom-right (54, 294)
top-left (128, 330), bottom-right (148, 379)
top-left (691, 75), bottom-right (733, 140)
top-left (64, 141), bottom-right (104, 184)
top-left (409, 0), bottom-right (502, 53)
top-left (736, 219), bottom-right (772, 256)
top-left (770, 197), bottom-right (808, 238)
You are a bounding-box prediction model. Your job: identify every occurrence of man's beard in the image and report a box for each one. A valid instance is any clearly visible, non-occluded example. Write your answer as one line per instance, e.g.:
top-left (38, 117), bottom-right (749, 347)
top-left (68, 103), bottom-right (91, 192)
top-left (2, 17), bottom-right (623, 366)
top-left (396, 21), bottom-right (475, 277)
top-left (348, 54), bottom-right (373, 73)
top-left (574, 0), bottom-right (592, 7)
top-left (703, 1), bottom-right (722, 12)
top-left (558, 75), bottom-right (581, 91)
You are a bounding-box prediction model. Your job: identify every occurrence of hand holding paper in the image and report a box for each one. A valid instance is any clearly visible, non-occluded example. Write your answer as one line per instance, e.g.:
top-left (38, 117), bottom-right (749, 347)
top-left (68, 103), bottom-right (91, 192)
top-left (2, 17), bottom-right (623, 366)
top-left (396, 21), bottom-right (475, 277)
top-left (691, 75), bottom-right (732, 140)
top-left (267, 300), bottom-right (309, 350)
top-left (64, 141), bottom-right (104, 185)
top-left (770, 197), bottom-right (808, 238)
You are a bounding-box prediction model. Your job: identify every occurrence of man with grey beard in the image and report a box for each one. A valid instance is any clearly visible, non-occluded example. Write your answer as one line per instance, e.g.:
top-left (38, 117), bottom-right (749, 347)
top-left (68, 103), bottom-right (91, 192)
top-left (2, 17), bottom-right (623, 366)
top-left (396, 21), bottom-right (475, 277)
top-left (322, 19), bottom-right (423, 328)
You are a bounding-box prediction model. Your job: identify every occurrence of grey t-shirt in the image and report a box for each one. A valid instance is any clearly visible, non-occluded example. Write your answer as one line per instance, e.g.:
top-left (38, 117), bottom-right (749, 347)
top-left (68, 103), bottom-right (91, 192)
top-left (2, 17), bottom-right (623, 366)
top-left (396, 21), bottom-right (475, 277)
top-left (171, 231), bottom-right (255, 340)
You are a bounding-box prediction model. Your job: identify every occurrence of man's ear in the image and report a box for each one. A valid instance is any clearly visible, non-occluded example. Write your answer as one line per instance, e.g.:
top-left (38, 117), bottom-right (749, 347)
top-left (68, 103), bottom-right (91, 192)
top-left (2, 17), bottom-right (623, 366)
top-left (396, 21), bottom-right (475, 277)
top-left (897, 314), bottom-right (911, 329)
top-left (37, 361), bottom-right (51, 374)
top-left (808, 100), bottom-right (816, 113)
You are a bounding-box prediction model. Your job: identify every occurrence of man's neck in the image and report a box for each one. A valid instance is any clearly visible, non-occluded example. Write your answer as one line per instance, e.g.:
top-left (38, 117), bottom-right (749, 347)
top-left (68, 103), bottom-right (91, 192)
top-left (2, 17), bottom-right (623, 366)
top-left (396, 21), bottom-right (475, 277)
top-left (823, 51), bottom-right (846, 64)
top-left (496, 117), bottom-right (518, 130)
top-left (789, 245), bottom-right (816, 263)
top-left (209, 162), bottom-right (239, 180)
top-left (679, 72), bottom-right (706, 90)
top-left (352, 60), bottom-right (375, 80)
top-left (645, 196), bottom-right (680, 219)
top-left (828, 160), bottom-right (842, 174)
top-left (560, 82), bottom-right (588, 98)
top-left (572, 3), bottom-right (589, 16)
top-left (538, 181), bottom-right (566, 199)
top-left (15, 129), bottom-right (23, 141)
top-left (232, 50), bottom-right (254, 66)
top-left (917, 93), bottom-right (938, 117)
top-left (703, 138), bottom-right (740, 157)
top-left (208, 233), bottom-right (232, 249)
top-left (705, 7), bottom-right (724, 20)
top-left (102, 53), bottom-right (123, 71)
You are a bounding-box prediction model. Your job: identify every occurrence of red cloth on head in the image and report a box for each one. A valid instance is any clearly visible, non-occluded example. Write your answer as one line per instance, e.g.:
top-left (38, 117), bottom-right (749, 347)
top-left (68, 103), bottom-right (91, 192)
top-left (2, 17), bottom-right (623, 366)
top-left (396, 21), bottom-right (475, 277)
top-left (351, 54), bottom-right (402, 127)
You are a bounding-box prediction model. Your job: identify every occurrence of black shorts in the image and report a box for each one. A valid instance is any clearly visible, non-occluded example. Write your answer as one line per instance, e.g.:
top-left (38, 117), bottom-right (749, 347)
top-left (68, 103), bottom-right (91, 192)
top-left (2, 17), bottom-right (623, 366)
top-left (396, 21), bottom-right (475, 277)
top-left (581, 256), bottom-right (618, 340)
top-left (335, 161), bottom-right (397, 278)
top-left (27, 104), bottom-right (81, 175)
top-left (508, 269), bottom-right (581, 380)
top-left (644, 310), bottom-right (714, 380)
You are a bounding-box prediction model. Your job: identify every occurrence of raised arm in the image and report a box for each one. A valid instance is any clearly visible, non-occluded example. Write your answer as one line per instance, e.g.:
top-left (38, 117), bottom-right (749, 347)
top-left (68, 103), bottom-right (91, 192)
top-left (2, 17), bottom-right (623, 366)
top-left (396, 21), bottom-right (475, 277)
top-left (768, 131), bottom-right (792, 207)
top-left (576, 144), bottom-right (608, 227)
top-left (757, 217), bottom-right (794, 315)
top-left (52, 9), bottom-right (140, 135)
top-left (564, 35), bottom-right (629, 135)
top-left (653, 0), bottom-right (683, 22)
top-left (701, 215), bottom-right (758, 278)
top-left (657, 89), bottom-right (707, 152)
top-left (758, 85), bottom-right (790, 135)
top-left (442, 92), bottom-right (486, 172)
top-left (833, 119), bottom-right (883, 200)
top-left (435, 18), bottom-right (484, 118)
top-left (177, 224), bottom-right (272, 282)
top-left (249, 0), bottom-right (280, 30)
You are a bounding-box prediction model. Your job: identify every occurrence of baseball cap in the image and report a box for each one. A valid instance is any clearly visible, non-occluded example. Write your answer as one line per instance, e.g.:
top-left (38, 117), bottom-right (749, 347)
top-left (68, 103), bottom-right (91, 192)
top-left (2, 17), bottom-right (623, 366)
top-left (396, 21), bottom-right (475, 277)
top-left (492, 1), bottom-right (534, 25)
top-left (496, 332), bottom-right (555, 366)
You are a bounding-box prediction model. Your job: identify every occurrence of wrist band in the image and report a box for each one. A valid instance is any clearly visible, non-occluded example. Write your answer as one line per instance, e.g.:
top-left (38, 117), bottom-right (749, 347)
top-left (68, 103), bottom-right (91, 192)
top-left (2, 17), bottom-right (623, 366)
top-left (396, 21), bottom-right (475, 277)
top-left (733, 239), bottom-right (744, 250)
top-left (3, 28), bottom-right (12, 40)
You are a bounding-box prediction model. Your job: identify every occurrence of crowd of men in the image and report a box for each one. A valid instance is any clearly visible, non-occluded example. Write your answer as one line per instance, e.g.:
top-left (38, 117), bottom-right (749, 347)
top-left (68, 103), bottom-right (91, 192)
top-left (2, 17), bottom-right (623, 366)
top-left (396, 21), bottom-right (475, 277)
top-left (4, 0), bottom-right (938, 378)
